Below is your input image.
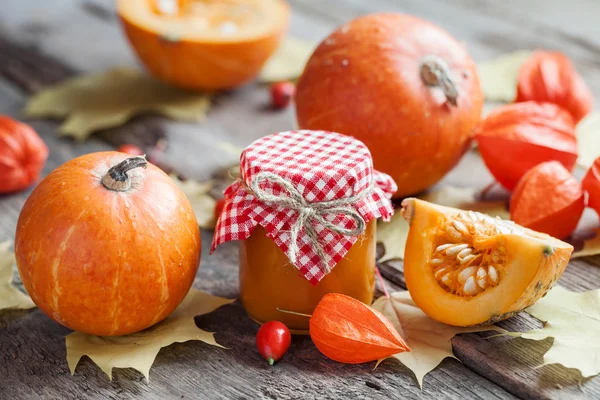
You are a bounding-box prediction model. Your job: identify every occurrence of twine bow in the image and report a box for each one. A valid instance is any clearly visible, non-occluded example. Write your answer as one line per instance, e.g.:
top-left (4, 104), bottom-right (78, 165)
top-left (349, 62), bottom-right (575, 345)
top-left (246, 171), bottom-right (373, 273)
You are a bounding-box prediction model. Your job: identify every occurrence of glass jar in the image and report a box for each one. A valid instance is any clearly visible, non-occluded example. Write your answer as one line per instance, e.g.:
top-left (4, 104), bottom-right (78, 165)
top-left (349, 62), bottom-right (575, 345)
top-left (240, 221), bottom-right (376, 333)
top-left (210, 130), bottom-right (396, 335)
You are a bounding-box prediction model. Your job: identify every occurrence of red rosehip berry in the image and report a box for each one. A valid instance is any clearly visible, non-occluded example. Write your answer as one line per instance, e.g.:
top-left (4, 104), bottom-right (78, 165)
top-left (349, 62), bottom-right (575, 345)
top-left (270, 81), bottom-right (295, 109)
top-left (256, 321), bottom-right (291, 365)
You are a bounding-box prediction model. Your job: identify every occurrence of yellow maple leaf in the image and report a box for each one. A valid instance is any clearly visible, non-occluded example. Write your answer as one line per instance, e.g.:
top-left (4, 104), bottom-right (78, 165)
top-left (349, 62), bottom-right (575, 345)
top-left (477, 51), bottom-right (531, 102)
top-left (66, 289), bottom-right (234, 380)
top-left (24, 67), bottom-right (211, 141)
top-left (507, 286), bottom-right (600, 378)
top-left (372, 291), bottom-right (501, 388)
top-left (377, 186), bottom-right (508, 262)
top-left (259, 37), bottom-right (317, 83)
top-left (170, 175), bottom-right (217, 229)
top-left (0, 241), bottom-right (35, 311)
top-left (575, 112), bottom-right (600, 169)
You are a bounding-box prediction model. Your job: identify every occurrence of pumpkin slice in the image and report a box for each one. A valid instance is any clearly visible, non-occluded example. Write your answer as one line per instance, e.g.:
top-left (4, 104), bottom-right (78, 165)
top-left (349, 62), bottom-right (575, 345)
top-left (117, 0), bottom-right (290, 90)
top-left (401, 198), bottom-right (572, 326)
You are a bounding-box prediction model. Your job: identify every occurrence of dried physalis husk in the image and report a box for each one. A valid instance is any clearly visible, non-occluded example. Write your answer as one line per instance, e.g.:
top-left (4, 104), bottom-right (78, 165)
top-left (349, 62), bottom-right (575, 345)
top-left (516, 51), bottom-right (593, 123)
top-left (510, 161), bottom-right (584, 239)
top-left (475, 101), bottom-right (578, 191)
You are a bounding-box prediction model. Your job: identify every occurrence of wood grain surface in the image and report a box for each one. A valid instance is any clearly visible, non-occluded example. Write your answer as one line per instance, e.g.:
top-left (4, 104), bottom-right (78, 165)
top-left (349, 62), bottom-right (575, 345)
top-left (1, 0), bottom-right (599, 399)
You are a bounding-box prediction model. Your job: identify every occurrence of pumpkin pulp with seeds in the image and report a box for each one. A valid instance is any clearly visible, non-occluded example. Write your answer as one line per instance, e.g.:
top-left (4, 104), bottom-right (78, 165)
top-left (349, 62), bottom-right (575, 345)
top-left (401, 198), bottom-right (572, 327)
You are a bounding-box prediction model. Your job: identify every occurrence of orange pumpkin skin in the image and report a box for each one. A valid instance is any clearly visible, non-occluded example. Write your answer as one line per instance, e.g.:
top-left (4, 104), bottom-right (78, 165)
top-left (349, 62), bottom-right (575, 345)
top-left (0, 116), bottom-right (48, 193)
top-left (295, 13), bottom-right (484, 198)
top-left (117, 0), bottom-right (290, 91)
top-left (516, 51), bottom-right (593, 123)
top-left (15, 152), bottom-right (201, 336)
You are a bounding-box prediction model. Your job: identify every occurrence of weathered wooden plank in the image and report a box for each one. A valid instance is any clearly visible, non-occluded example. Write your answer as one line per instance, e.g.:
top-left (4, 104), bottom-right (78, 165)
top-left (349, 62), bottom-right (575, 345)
top-left (0, 230), bottom-right (516, 400)
top-left (0, 35), bottom-right (166, 152)
top-left (0, 78), bottom-right (112, 242)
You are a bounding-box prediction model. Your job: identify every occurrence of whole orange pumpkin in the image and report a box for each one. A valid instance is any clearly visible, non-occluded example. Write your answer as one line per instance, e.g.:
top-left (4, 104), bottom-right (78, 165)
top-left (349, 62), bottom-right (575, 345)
top-left (0, 116), bottom-right (48, 193)
top-left (15, 152), bottom-right (201, 336)
top-left (295, 13), bottom-right (484, 198)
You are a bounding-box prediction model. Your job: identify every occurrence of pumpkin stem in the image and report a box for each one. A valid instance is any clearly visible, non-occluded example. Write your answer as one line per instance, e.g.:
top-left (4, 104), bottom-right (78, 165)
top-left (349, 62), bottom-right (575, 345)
top-left (101, 155), bottom-right (148, 192)
top-left (419, 55), bottom-right (458, 106)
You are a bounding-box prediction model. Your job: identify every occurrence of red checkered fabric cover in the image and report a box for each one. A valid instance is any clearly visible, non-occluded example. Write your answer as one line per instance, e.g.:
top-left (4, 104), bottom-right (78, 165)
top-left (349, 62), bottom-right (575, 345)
top-left (210, 130), bottom-right (396, 284)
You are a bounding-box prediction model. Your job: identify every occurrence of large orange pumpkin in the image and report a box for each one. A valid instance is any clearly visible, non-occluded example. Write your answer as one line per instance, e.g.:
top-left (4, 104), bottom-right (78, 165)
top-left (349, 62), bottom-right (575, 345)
top-left (295, 13), bottom-right (484, 198)
top-left (117, 0), bottom-right (290, 90)
top-left (15, 153), bottom-right (201, 336)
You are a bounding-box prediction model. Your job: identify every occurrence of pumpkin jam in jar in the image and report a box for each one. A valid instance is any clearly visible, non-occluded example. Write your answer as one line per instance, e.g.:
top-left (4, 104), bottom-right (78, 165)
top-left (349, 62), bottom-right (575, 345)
top-left (240, 221), bottom-right (376, 332)
top-left (211, 130), bottom-right (396, 333)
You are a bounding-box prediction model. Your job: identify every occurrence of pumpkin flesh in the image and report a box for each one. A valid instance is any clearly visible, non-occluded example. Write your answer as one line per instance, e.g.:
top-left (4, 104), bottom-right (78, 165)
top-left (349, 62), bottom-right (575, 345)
top-left (402, 198), bottom-right (572, 326)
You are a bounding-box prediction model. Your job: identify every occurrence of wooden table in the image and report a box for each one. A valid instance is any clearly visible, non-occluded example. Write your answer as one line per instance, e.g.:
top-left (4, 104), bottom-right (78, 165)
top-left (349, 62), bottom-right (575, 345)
top-left (1, 1), bottom-right (599, 399)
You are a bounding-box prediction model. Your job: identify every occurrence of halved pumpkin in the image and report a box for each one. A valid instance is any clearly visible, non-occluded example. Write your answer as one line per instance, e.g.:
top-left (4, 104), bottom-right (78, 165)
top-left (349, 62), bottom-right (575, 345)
top-left (117, 0), bottom-right (290, 90)
top-left (401, 198), bottom-right (572, 326)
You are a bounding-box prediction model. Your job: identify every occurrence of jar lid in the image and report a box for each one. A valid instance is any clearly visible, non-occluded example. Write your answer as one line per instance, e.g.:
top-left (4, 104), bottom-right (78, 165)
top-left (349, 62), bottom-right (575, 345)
top-left (211, 130), bottom-right (397, 284)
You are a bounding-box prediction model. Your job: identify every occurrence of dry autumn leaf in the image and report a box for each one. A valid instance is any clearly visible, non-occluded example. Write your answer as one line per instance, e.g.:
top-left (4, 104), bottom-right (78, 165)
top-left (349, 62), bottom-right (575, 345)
top-left (170, 175), bottom-right (217, 229)
top-left (576, 112), bottom-right (600, 169)
top-left (477, 51), bottom-right (531, 102)
top-left (372, 291), bottom-right (501, 387)
top-left (377, 186), bottom-right (509, 262)
top-left (259, 37), bottom-right (317, 83)
top-left (24, 67), bottom-right (211, 141)
top-left (67, 288), bottom-right (234, 380)
top-left (507, 286), bottom-right (600, 378)
top-left (0, 241), bottom-right (35, 311)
